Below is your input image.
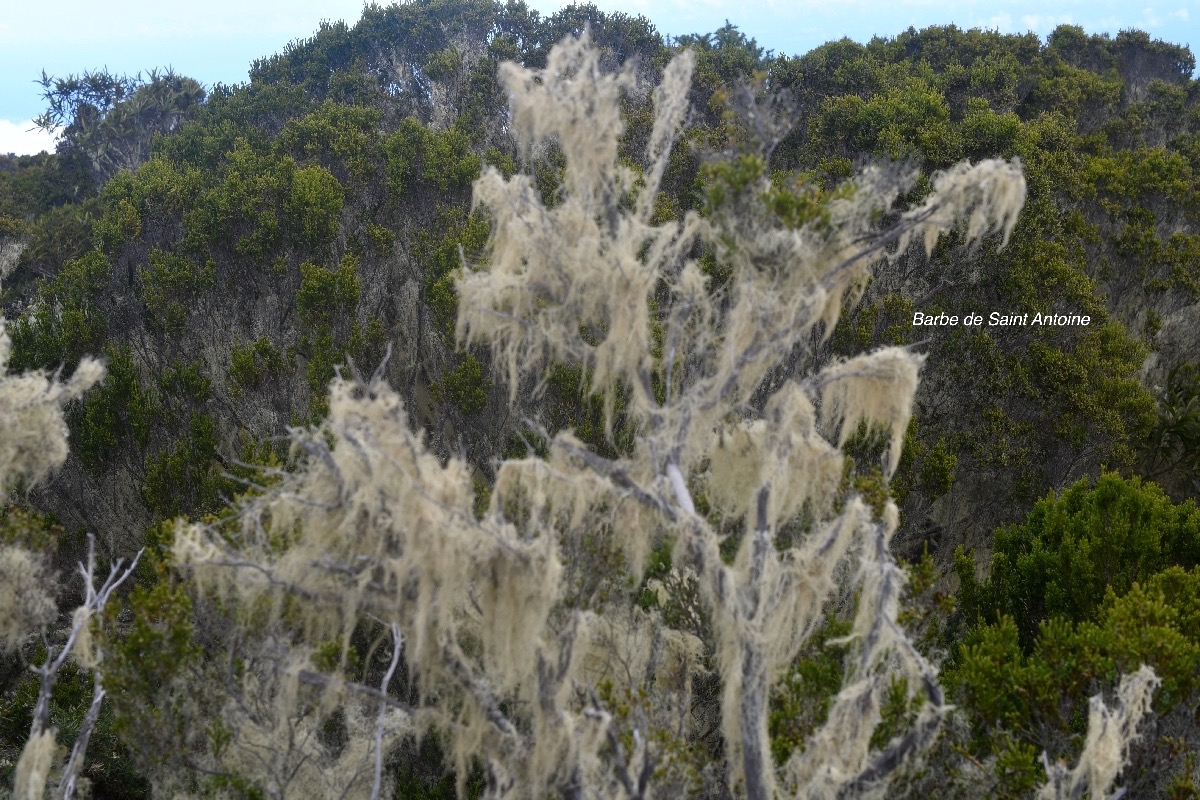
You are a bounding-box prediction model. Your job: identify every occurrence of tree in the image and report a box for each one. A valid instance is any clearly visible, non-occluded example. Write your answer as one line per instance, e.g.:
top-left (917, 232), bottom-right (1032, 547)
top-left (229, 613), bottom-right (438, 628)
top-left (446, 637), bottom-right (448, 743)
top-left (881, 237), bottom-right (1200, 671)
top-left (35, 68), bottom-right (206, 185)
top-left (957, 473), bottom-right (1200, 646)
top-left (166, 31), bottom-right (975, 797)
top-left (11, 30), bottom-right (1142, 800)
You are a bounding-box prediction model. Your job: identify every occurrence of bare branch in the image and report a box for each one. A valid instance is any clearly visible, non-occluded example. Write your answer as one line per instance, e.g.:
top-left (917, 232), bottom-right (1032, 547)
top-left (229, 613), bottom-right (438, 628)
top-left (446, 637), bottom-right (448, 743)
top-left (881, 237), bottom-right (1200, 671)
top-left (59, 681), bottom-right (105, 800)
top-left (371, 623), bottom-right (403, 800)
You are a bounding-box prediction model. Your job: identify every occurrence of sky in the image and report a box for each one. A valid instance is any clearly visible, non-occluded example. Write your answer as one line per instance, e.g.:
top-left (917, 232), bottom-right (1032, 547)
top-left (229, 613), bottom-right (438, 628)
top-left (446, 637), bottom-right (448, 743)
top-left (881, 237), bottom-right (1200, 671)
top-left (2, 0), bottom-right (1198, 155)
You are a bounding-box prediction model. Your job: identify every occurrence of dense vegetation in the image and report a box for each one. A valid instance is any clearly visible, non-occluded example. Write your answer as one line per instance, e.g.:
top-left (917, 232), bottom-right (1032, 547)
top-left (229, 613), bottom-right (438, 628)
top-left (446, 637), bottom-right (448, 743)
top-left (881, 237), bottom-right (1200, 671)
top-left (2, 1), bottom-right (1199, 796)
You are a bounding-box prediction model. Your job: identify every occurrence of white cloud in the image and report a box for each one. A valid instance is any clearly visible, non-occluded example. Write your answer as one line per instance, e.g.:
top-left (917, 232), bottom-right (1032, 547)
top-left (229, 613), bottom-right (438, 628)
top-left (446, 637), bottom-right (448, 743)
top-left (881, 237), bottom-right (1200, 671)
top-left (1137, 5), bottom-right (1192, 26)
top-left (988, 12), bottom-right (1015, 30)
top-left (1019, 13), bottom-right (1074, 32)
top-left (0, 121), bottom-right (58, 157)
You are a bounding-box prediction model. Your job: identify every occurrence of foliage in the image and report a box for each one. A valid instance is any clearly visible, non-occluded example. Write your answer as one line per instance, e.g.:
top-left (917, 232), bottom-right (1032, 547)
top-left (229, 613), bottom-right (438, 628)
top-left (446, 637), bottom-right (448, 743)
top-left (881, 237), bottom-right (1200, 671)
top-left (0, 658), bottom-right (151, 797)
top-left (278, 101), bottom-right (383, 185)
top-left (947, 474), bottom-right (1200, 793)
top-left (297, 255), bottom-right (362, 322)
top-left (8, 251), bottom-right (111, 373)
top-left (0, 320), bottom-right (105, 493)
top-left (957, 473), bottom-right (1200, 646)
top-left (384, 118), bottom-right (481, 196)
top-left (767, 616), bottom-right (852, 766)
top-left (229, 337), bottom-right (286, 395)
top-left (36, 67), bottom-right (206, 184)
top-left (431, 353), bottom-right (489, 415)
top-left (947, 574), bottom-right (1194, 790)
top-left (1144, 364), bottom-right (1200, 496)
top-left (102, 564), bottom-right (199, 775)
top-left (766, 22), bottom-right (1186, 553)
top-left (72, 344), bottom-right (155, 468)
top-left (140, 250), bottom-right (216, 332)
top-left (142, 413), bottom-right (223, 518)
top-left (413, 206), bottom-right (490, 336)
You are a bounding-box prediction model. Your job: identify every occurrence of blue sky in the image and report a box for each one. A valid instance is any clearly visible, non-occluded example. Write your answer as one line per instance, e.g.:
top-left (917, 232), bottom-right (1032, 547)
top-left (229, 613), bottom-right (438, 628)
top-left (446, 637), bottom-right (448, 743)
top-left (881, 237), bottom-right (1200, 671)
top-left (2, 0), bottom-right (1197, 155)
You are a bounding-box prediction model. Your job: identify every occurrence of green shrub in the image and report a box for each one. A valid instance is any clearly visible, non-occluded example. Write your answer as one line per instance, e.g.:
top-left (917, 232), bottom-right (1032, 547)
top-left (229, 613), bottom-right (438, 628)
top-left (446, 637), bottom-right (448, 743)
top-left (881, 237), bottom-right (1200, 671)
top-left (432, 354), bottom-right (488, 415)
top-left (285, 164), bottom-right (344, 248)
top-left (383, 118), bottom-right (481, 197)
top-left (73, 344), bottom-right (156, 468)
top-left (949, 566), bottom-right (1200, 768)
top-left (296, 254), bottom-right (361, 322)
top-left (9, 251), bottom-right (111, 373)
top-left (104, 565), bottom-right (198, 780)
top-left (143, 413), bottom-right (222, 517)
top-left (184, 139), bottom-right (290, 261)
top-left (158, 359), bottom-right (212, 405)
top-left (958, 473), bottom-right (1200, 647)
top-left (277, 101), bottom-right (382, 184)
top-left (412, 206), bottom-right (489, 336)
top-left (140, 250), bottom-right (215, 332)
top-left (228, 338), bottom-right (286, 395)
top-left (768, 616), bottom-right (852, 766)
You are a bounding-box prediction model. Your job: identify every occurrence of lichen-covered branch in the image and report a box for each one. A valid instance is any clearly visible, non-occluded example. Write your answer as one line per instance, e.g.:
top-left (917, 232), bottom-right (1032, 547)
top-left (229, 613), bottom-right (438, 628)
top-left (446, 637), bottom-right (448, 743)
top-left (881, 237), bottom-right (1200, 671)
top-left (169, 30), bottom-right (1034, 800)
top-left (1037, 666), bottom-right (1160, 800)
top-left (13, 535), bottom-right (141, 800)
